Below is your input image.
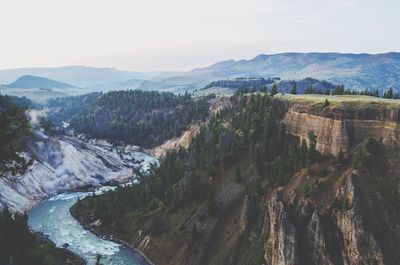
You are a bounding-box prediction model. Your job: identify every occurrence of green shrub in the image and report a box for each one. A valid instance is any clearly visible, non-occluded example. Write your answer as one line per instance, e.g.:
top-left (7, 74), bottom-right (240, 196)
top-left (191, 223), bottom-right (199, 241)
top-left (336, 149), bottom-right (344, 164)
top-left (352, 150), bottom-right (367, 168)
top-left (235, 166), bottom-right (242, 183)
top-left (366, 138), bottom-right (381, 155)
top-left (317, 165), bottom-right (328, 178)
top-left (206, 192), bottom-right (218, 217)
top-left (302, 181), bottom-right (312, 197)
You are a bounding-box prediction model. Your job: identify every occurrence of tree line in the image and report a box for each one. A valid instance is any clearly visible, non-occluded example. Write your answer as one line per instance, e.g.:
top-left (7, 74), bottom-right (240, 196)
top-left (47, 90), bottom-right (214, 147)
top-left (0, 95), bottom-right (32, 177)
top-left (235, 81), bottom-right (398, 99)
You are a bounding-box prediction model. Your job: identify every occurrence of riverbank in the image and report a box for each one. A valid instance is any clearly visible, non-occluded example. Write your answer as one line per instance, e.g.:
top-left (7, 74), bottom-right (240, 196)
top-left (29, 188), bottom-right (155, 265)
top-left (33, 232), bottom-right (86, 265)
top-left (69, 206), bottom-right (154, 265)
top-left (70, 199), bottom-right (162, 265)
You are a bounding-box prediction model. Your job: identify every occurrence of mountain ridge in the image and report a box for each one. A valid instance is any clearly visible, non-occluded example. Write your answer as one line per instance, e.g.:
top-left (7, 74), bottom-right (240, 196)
top-left (0, 66), bottom-right (164, 87)
top-left (163, 52), bottom-right (400, 92)
top-left (5, 75), bottom-right (76, 89)
top-left (1, 52), bottom-right (399, 93)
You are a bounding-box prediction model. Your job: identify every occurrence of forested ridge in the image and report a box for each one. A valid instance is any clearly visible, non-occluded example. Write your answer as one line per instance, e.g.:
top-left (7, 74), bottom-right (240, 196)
top-left (0, 95), bottom-right (33, 177)
top-left (73, 92), bottom-right (318, 235)
top-left (47, 90), bottom-right (213, 147)
top-left (203, 77), bottom-right (278, 91)
top-left (72, 92), bottom-right (400, 265)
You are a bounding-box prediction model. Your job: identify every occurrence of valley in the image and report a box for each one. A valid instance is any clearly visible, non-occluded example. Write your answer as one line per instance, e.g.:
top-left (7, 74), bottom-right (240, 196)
top-left (71, 93), bottom-right (400, 265)
top-left (2, 89), bottom-right (400, 265)
top-left (2, 0), bottom-right (399, 264)
top-left (0, 91), bottom-right (224, 265)
top-left (1, 57), bottom-right (400, 265)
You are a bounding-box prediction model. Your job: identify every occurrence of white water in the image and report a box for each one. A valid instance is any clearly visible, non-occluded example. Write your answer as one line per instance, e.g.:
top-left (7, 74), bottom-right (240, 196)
top-left (28, 152), bottom-right (158, 265)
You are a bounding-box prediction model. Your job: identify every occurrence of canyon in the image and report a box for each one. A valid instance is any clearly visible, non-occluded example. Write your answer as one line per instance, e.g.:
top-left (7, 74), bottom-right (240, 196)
top-left (72, 94), bottom-right (400, 265)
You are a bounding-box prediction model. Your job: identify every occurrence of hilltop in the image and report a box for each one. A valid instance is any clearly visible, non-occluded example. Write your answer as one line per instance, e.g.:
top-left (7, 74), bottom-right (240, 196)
top-left (5, 75), bottom-right (75, 89)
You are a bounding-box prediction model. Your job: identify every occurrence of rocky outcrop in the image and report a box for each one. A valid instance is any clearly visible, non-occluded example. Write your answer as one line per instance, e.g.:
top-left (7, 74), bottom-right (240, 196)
top-left (260, 166), bottom-right (400, 265)
top-left (277, 99), bottom-right (400, 155)
top-left (0, 132), bottom-right (156, 212)
top-left (264, 195), bottom-right (299, 265)
top-left (334, 174), bottom-right (385, 265)
top-left (282, 110), bottom-right (349, 155)
top-left (306, 210), bottom-right (334, 265)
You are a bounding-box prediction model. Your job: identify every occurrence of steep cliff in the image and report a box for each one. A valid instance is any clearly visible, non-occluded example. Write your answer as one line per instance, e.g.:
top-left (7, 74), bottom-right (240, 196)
top-left (276, 95), bottom-right (400, 155)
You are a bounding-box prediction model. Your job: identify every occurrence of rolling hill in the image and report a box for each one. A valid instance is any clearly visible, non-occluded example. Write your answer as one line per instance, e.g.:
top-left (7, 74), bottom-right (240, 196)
top-left (0, 66), bottom-right (164, 87)
top-left (5, 75), bottom-right (75, 89)
top-left (161, 52), bottom-right (400, 92)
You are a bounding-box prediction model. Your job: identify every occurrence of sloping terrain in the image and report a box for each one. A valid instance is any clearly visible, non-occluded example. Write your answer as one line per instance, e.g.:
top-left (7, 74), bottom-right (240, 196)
top-left (0, 129), bottom-right (155, 212)
top-left (72, 93), bottom-right (400, 265)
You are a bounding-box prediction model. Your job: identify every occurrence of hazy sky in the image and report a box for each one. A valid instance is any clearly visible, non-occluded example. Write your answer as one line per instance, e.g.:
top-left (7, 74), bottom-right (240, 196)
top-left (0, 0), bottom-right (398, 71)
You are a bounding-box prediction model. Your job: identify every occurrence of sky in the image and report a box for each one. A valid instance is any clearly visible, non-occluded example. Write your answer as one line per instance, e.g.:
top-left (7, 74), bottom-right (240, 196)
top-left (0, 0), bottom-right (399, 71)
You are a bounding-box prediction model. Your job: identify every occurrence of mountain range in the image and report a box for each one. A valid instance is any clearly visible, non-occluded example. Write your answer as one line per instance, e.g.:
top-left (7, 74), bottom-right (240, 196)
top-left (0, 65), bottom-right (163, 87)
top-left (1, 52), bottom-right (400, 100)
top-left (164, 52), bottom-right (400, 92)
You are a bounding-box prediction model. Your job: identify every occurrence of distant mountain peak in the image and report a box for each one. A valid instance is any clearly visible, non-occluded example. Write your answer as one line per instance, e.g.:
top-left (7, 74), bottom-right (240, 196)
top-left (5, 75), bottom-right (76, 89)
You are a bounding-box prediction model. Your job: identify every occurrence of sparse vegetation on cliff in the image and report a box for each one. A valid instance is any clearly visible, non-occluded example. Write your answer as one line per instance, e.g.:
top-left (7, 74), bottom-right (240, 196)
top-left (278, 93), bottom-right (400, 108)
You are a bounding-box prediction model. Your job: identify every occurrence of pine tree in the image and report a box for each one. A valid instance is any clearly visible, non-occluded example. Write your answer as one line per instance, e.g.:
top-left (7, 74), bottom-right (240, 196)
top-left (300, 139), bottom-right (308, 167)
top-left (290, 81), bottom-right (297, 94)
top-left (271, 84), bottom-right (278, 96)
top-left (324, 99), bottom-right (330, 107)
top-left (333, 85), bottom-right (345, 95)
top-left (191, 223), bottom-right (199, 241)
top-left (304, 86), bottom-right (314, 94)
top-left (235, 166), bottom-right (242, 183)
top-left (260, 85), bottom-right (268, 93)
top-left (307, 131), bottom-right (318, 163)
top-left (336, 149), bottom-right (344, 164)
top-left (207, 192), bottom-right (218, 216)
top-left (383, 87), bottom-right (393, 99)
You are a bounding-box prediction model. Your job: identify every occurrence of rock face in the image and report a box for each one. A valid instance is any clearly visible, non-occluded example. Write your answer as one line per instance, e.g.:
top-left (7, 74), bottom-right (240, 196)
top-left (264, 194), bottom-right (298, 265)
top-left (306, 211), bottom-right (334, 265)
top-left (282, 110), bottom-right (348, 155)
top-left (278, 100), bottom-right (400, 155)
top-left (0, 131), bottom-right (156, 212)
top-left (146, 97), bottom-right (232, 159)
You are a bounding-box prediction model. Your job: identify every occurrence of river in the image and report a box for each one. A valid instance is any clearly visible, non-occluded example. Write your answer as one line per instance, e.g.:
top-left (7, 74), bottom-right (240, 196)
top-left (28, 151), bottom-right (157, 265)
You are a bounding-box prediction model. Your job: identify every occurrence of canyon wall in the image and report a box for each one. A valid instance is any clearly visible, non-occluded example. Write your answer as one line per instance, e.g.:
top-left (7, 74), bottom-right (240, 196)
top-left (276, 100), bottom-right (400, 155)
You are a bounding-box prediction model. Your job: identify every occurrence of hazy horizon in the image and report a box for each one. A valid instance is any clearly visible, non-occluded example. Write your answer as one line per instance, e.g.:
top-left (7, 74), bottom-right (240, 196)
top-left (1, 51), bottom-right (400, 74)
top-left (1, 0), bottom-right (399, 72)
